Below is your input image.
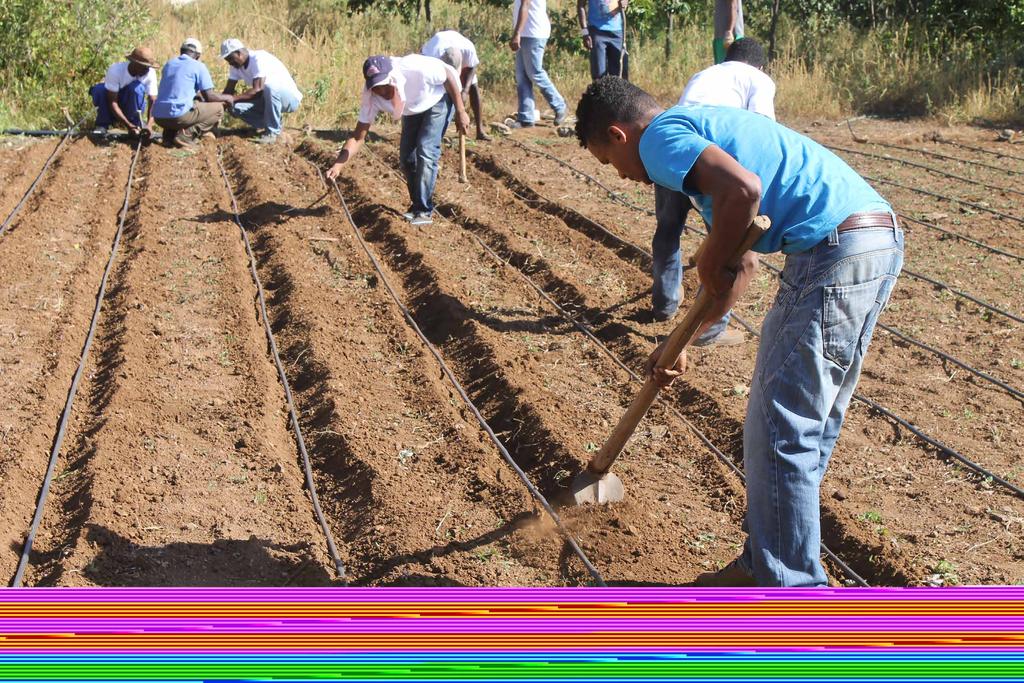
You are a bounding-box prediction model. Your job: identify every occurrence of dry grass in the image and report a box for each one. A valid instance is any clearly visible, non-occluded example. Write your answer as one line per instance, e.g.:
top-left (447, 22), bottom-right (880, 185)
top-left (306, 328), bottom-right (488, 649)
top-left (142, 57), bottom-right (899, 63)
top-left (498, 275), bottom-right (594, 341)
top-left (5, 0), bottom-right (1017, 129)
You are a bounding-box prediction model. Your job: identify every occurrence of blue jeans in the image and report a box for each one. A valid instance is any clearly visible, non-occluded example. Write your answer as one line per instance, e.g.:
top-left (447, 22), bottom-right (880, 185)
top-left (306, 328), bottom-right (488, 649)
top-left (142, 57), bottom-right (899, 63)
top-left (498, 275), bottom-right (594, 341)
top-left (652, 185), bottom-right (730, 342)
top-left (399, 95), bottom-right (454, 214)
top-left (739, 222), bottom-right (904, 586)
top-left (90, 81), bottom-right (146, 128)
top-left (230, 85), bottom-right (300, 135)
top-left (515, 37), bottom-right (565, 124)
top-left (588, 28), bottom-right (628, 80)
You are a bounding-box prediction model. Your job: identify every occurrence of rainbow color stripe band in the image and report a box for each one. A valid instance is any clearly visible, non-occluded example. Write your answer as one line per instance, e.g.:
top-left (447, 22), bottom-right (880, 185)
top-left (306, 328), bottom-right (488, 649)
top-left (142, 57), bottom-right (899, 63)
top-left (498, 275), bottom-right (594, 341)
top-left (0, 588), bottom-right (1022, 680)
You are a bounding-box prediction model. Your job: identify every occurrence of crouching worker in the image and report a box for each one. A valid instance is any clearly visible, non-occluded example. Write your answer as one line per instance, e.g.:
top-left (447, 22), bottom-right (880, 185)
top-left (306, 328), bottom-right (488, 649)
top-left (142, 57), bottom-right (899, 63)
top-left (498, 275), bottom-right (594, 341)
top-left (421, 30), bottom-right (491, 141)
top-left (89, 46), bottom-right (159, 136)
top-left (153, 38), bottom-right (235, 148)
top-left (325, 54), bottom-right (470, 226)
top-left (575, 77), bottom-right (903, 587)
top-left (220, 39), bottom-right (302, 144)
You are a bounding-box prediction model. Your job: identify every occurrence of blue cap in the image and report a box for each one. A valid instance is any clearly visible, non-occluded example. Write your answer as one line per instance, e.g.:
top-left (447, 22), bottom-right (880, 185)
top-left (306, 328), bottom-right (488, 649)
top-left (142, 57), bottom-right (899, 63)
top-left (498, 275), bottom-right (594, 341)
top-left (363, 55), bottom-right (393, 89)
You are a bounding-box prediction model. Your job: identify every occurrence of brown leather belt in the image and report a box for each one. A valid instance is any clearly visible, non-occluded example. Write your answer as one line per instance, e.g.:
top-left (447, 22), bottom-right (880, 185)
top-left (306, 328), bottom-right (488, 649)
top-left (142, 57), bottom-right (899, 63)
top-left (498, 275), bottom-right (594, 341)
top-left (836, 211), bottom-right (897, 232)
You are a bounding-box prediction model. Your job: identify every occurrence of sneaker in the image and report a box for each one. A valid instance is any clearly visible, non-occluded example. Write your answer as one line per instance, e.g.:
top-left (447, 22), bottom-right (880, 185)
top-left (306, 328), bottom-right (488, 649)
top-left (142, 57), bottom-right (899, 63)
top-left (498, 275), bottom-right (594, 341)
top-left (253, 133), bottom-right (279, 144)
top-left (502, 117), bottom-right (534, 130)
top-left (694, 558), bottom-right (757, 587)
top-left (409, 212), bottom-right (434, 226)
top-left (553, 109), bottom-right (570, 126)
top-left (401, 209), bottom-right (416, 221)
top-left (92, 126), bottom-right (108, 136)
top-left (694, 327), bottom-right (747, 348)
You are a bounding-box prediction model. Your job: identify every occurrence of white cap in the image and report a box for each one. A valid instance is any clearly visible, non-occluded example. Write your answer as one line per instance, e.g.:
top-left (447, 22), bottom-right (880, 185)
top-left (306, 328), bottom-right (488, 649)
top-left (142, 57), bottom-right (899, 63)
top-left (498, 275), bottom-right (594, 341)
top-left (220, 38), bottom-right (245, 59)
top-left (181, 37), bottom-right (202, 54)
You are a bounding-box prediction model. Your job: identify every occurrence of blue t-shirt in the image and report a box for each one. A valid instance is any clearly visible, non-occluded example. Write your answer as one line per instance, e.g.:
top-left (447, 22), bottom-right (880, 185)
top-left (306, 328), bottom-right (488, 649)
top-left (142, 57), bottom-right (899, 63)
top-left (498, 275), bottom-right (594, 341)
top-left (638, 105), bottom-right (890, 254)
top-left (153, 55), bottom-right (215, 119)
top-left (587, 0), bottom-right (622, 32)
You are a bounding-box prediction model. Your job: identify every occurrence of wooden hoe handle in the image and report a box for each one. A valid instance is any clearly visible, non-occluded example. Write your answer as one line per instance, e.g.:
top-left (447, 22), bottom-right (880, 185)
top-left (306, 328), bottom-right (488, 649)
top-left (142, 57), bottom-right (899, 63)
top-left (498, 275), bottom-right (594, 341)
top-left (459, 134), bottom-right (468, 183)
top-left (586, 215), bottom-right (770, 476)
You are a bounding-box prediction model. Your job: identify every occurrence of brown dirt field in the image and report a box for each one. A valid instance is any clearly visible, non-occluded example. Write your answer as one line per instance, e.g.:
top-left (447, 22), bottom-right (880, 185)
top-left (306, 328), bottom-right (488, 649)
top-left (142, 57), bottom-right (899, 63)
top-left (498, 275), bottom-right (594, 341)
top-left (0, 136), bottom-right (59, 222)
top-left (1, 116), bottom-right (1020, 586)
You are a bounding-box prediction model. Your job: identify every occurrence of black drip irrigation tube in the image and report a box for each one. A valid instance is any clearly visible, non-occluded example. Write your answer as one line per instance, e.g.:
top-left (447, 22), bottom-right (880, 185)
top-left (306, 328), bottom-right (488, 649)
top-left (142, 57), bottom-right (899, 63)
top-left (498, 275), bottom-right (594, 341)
top-left (0, 117), bottom-right (86, 240)
top-left (863, 140), bottom-right (1024, 178)
top-left (863, 173), bottom-right (1024, 226)
top-left (496, 140), bottom-right (1024, 502)
top-left (827, 143), bottom-right (1024, 199)
top-left (306, 160), bottom-right (607, 587)
top-left (366, 143), bottom-right (868, 586)
top-left (10, 139), bottom-right (142, 587)
top-left (937, 139), bottom-right (1024, 165)
top-left (897, 214), bottom-right (1024, 264)
top-left (214, 147), bottom-right (347, 584)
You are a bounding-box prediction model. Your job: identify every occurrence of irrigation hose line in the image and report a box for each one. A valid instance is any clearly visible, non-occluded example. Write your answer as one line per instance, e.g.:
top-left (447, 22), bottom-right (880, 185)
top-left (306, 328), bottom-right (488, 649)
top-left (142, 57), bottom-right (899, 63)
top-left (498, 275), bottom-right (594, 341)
top-left (0, 116), bottom-right (87, 240)
top-left (504, 140), bottom-right (1024, 399)
top-left (863, 172), bottom-right (1024, 226)
top-left (213, 146), bottom-right (348, 584)
top-left (864, 139), bottom-right (1024, 178)
top-left (492, 140), bottom-right (1024, 502)
top-left (310, 162), bottom-right (607, 588)
top-left (11, 138), bottom-right (142, 587)
top-left (827, 143), bottom-right (1024, 199)
top-left (363, 143), bottom-right (868, 586)
top-left (937, 138), bottom-right (1024, 165)
top-left (896, 213), bottom-right (1024, 263)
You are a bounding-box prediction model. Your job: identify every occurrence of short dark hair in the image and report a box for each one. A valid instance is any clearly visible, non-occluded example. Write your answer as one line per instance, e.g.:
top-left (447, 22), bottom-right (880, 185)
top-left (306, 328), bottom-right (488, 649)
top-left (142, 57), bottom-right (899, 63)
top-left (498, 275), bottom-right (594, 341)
top-left (574, 76), bottom-right (661, 148)
top-left (725, 37), bottom-right (767, 69)
top-left (180, 47), bottom-right (199, 57)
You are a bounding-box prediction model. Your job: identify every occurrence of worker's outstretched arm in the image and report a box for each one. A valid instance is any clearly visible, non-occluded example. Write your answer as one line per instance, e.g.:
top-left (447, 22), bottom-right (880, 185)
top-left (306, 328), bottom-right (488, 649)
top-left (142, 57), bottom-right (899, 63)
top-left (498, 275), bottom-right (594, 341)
top-left (326, 121), bottom-right (372, 180)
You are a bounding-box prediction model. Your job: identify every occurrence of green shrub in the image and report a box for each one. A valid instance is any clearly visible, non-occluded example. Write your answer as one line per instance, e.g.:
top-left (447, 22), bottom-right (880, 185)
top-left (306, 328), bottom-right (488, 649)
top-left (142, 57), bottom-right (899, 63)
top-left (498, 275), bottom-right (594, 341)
top-left (0, 0), bottom-right (154, 128)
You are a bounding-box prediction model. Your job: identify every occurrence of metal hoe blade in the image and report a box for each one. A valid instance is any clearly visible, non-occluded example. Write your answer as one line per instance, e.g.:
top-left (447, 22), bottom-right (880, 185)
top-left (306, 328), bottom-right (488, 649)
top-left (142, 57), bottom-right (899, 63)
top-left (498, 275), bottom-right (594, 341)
top-left (571, 470), bottom-right (625, 505)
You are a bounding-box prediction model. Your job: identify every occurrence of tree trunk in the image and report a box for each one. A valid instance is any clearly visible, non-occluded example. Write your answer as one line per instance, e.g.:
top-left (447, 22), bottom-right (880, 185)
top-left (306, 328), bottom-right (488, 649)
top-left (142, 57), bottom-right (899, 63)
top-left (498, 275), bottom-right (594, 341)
top-left (665, 12), bottom-right (674, 59)
top-left (768, 0), bottom-right (782, 60)
top-left (425, 0), bottom-right (432, 22)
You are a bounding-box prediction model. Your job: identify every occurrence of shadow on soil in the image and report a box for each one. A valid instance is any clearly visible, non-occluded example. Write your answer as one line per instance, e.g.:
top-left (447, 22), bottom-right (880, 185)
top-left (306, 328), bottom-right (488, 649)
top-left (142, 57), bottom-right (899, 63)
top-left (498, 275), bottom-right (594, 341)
top-left (69, 525), bottom-right (337, 586)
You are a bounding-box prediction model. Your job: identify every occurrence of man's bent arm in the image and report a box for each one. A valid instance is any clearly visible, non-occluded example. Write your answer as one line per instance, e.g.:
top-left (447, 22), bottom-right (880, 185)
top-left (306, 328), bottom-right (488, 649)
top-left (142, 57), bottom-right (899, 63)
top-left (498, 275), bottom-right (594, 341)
top-left (684, 144), bottom-right (762, 332)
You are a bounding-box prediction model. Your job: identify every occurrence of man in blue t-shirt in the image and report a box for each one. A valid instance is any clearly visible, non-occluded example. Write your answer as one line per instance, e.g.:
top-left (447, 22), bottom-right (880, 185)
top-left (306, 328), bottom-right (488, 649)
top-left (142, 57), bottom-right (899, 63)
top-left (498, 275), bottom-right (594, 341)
top-left (574, 77), bottom-right (904, 587)
top-left (153, 38), bottom-right (235, 148)
top-left (576, 0), bottom-right (628, 80)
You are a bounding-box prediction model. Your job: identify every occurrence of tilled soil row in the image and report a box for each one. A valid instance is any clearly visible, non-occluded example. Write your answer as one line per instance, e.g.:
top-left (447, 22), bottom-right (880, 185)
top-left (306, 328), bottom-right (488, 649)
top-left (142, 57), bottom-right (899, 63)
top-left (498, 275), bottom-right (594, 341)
top-left (224, 139), bottom-right (574, 586)
top-left (348, 138), bottom-right (918, 586)
top-left (0, 137), bottom-right (60, 223)
top-left (297, 138), bottom-right (774, 586)
top-left (398, 134), bottom-right (1021, 584)
top-left (0, 139), bottom-right (133, 581)
top-left (21, 143), bottom-right (336, 586)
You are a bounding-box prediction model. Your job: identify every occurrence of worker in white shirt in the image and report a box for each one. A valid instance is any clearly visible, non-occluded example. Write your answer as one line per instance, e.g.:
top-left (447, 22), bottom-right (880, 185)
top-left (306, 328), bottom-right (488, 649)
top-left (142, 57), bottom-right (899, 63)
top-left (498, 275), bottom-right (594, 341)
top-left (89, 46), bottom-right (159, 137)
top-left (422, 30), bottom-right (490, 141)
top-left (651, 37), bottom-right (775, 346)
top-left (219, 39), bottom-right (303, 144)
top-left (325, 55), bottom-right (470, 226)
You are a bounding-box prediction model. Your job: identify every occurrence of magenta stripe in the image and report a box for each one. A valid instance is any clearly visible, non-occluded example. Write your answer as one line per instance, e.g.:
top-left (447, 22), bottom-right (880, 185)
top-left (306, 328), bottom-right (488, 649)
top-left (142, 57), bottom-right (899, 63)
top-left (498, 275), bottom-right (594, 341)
top-left (1, 587), bottom-right (1023, 602)
top-left (0, 617), bottom-right (1021, 632)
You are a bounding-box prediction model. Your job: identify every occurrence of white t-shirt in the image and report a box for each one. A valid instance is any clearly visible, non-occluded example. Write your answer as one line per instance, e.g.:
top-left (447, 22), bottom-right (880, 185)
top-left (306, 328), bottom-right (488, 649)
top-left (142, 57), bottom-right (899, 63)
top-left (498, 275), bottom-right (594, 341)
top-left (358, 54), bottom-right (457, 124)
top-left (421, 31), bottom-right (480, 69)
top-left (512, 0), bottom-right (551, 39)
top-left (679, 61), bottom-right (776, 120)
top-left (228, 49), bottom-right (302, 102)
top-left (104, 61), bottom-right (158, 97)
